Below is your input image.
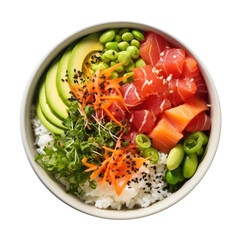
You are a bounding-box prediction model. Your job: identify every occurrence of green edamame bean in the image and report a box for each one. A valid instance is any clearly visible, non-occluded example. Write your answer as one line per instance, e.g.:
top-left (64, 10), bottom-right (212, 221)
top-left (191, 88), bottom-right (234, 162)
top-left (105, 50), bottom-right (118, 60)
top-left (99, 30), bottom-right (115, 44)
top-left (111, 71), bottom-right (119, 79)
top-left (122, 32), bottom-right (134, 42)
top-left (166, 143), bottom-right (185, 171)
top-left (124, 60), bottom-right (135, 72)
top-left (182, 153), bottom-right (198, 178)
top-left (131, 39), bottom-right (140, 48)
top-left (110, 61), bottom-right (124, 73)
top-left (92, 62), bottom-right (109, 71)
top-left (119, 28), bottom-right (130, 36)
top-left (115, 64), bottom-right (124, 73)
top-left (165, 167), bottom-right (181, 185)
top-left (118, 41), bottom-right (129, 51)
top-left (101, 53), bottom-right (110, 63)
top-left (132, 30), bottom-right (145, 41)
top-left (110, 61), bottom-right (117, 67)
top-left (100, 62), bottom-right (109, 69)
top-left (178, 171), bottom-right (185, 183)
top-left (135, 58), bottom-right (146, 68)
top-left (118, 51), bottom-right (131, 66)
top-left (105, 42), bottom-right (119, 51)
top-left (126, 46), bottom-right (139, 59)
top-left (123, 72), bottom-right (134, 83)
top-left (114, 34), bottom-right (121, 43)
top-left (91, 64), bottom-right (98, 71)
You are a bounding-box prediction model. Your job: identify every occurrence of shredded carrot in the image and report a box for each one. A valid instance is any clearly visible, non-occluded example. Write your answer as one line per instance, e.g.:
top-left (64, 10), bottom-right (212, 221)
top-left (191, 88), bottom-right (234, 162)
top-left (102, 146), bottom-right (115, 152)
top-left (84, 64), bottom-right (93, 79)
top-left (67, 62), bottom-right (130, 127)
top-left (82, 133), bottom-right (147, 196)
top-left (81, 157), bottom-right (96, 168)
top-left (99, 61), bottom-right (125, 78)
top-left (102, 107), bottom-right (124, 127)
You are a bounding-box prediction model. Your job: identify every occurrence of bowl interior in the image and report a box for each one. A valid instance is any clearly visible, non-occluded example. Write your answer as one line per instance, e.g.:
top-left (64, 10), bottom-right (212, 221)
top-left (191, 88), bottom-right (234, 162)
top-left (21, 22), bottom-right (221, 219)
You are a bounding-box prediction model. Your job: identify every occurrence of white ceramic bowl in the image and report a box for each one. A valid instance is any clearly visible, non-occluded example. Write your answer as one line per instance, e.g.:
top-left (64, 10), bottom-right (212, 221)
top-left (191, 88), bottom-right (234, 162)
top-left (20, 22), bottom-right (221, 219)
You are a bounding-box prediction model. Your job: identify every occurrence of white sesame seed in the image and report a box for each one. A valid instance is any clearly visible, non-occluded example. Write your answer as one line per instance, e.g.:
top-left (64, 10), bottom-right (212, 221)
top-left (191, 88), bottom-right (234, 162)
top-left (169, 90), bottom-right (174, 93)
top-left (160, 52), bottom-right (164, 56)
top-left (190, 78), bottom-right (195, 82)
top-left (173, 55), bottom-right (177, 58)
top-left (207, 104), bottom-right (211, 107)
top-left (166, 74), bottom-right (173, 81)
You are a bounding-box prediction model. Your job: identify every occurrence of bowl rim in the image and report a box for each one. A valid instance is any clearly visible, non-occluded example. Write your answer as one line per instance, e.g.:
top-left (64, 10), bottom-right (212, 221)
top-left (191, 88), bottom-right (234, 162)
top-left (20, 21), bottom-right (221, 220)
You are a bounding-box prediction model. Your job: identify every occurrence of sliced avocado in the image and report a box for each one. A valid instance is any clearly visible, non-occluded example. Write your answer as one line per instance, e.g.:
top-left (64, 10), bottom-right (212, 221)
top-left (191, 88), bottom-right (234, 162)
top-left (36, 102), bottom-right (64, 135)
top-left (45, 58), bottom-right (69, 120)
top-left (68, 33), bottom-right (103, 85)
top-left (39, 81), bottom-right (67, 129)
top-left (56, 45), bottom-right (73, 106)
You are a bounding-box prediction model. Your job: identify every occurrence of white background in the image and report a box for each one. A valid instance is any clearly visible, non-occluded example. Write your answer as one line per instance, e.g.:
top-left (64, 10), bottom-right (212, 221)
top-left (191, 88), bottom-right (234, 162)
top-left (1, 0), bottom-right (239, 239)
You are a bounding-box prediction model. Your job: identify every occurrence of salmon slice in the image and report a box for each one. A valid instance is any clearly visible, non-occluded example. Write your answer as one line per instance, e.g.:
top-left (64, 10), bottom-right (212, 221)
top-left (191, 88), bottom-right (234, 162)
top-left (133, 65), bottom-right (166, 98)
top-left (156, 48), bottom-right (185, 78)
top-left (120, 83), bottom-right (143, 107)
top-left (167, 78), bottom-right (197, 106)
top-left (186, 112), bottom-right (211, 132)
top-left (182, 56), bottom-right (199, 78)
top-left (194, 74), bottom-right (208, 99)
top-left (129, 110), bottom-right (156, 134)
top-left (139, 32), bottom-right (170, 65)
top-left (149, 117), bottom-right (183, 153)
top-left (164, 96), bottom-right (209, 132)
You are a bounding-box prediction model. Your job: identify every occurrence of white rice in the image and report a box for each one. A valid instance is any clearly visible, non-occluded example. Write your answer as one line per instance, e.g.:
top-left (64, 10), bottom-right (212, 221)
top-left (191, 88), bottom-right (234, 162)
top-left (32, 115), bottom-right (171, 210)
top-left (32, 116), bottom-right (54, 154)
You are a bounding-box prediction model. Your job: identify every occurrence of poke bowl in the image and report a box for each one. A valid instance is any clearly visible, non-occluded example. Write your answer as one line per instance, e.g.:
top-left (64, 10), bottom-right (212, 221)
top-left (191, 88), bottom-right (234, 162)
top-left (20, 22), bottom-right (221, 219)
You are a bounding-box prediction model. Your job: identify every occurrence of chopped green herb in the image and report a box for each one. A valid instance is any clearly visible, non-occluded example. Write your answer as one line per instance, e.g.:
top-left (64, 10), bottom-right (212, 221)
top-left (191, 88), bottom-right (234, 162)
top-left (35, 101), bottom-right (123, 197)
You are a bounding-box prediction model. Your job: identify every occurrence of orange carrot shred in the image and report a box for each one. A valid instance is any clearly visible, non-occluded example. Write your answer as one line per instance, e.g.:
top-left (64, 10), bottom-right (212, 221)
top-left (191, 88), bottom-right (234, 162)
top-left (67, 62), bottom-right (132, 128)
top-left (102, 107), bottom-right (124, 127)
top-left (81, 157), bottom-right (96, 168)
top-left (99, 61), bottom-right (125, 77)
top-left (82, 132), bottom-right (147, 196)
top-left (84, 64), bottom-right (93, 79)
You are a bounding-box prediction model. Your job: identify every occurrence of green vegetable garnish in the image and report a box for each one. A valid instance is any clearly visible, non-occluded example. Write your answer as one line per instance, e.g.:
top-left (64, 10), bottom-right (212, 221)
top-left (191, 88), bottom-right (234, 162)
top-left (136, 134), bottom-right (151, 151)
top-left (142, 147), bottom-right (159, 164)
top-left (183, 131), bottom-right (208, 154)
top-left (35, 101), bottom-right (123, 197)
